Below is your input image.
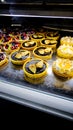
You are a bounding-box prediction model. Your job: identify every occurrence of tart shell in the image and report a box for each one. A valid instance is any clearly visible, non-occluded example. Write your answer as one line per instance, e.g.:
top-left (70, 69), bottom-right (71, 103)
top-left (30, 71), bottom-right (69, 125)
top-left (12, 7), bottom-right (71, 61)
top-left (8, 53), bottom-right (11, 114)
top-left (10, 50), bottom-right (31, 65)
top-left (33, 46), bottom-right (53, 60)
top-left (23, 58), bottom-right (48, 79)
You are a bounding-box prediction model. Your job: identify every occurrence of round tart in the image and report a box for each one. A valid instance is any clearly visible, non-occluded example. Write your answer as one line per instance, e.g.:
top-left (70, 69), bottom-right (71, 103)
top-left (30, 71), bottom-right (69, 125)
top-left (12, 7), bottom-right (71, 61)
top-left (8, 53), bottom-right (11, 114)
top-left (10, 50), bottom-right (31, 65)
top-left (31, 33), bottom-right (45, 46)
top-left (1, 34), bottom-right (12, 45)
top-left (57, 44), bottom-right (73, 59)
top-left (33, 46), bottom-right (53, 60)
top-left (0, 52), bottom-right (8, 66)
top-left (23, 58), bottom-right (48, 84)
top-left (21, 40), bottom-right (37, 51)
top-left (60, 36), bottom-right (73, 46)
top-left (40, 38), bottom-right (57, 52)
top-left (46, 31), bottom-right (60, 40)
top-left (3, 41), bottom-right (21, 54)
top-left (52, 58), bottom-right (73, 78)
top-left (15, 32), bottom-right (29, 43)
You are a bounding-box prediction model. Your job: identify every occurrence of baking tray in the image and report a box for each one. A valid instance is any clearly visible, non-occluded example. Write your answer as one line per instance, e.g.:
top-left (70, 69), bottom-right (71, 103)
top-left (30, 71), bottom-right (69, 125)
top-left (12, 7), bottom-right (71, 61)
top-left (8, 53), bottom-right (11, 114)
top-left (0, 50), bottom-right (73, 99)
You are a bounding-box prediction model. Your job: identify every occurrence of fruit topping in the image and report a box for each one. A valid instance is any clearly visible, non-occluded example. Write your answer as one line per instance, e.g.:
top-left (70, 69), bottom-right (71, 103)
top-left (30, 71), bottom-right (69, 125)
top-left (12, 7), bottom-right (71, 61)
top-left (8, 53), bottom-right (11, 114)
top-left (29, 64), bottom-right (36, 74)
top-left (36, 60), bottom-right (43, 68)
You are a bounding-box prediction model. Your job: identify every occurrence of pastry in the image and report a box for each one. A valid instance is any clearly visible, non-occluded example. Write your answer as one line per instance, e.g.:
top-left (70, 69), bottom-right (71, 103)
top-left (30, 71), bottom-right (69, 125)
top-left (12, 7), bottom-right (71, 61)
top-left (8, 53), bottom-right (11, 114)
top-left (23, 58), bottom-right (48, 84)
top-left (31, 33), bottom-right (45, 46)
top-left (10, 49), bottom-right (31, 65)
top-left (33, 46), bottom-right (53, 60)
top-left (3, 40), bottom-right (21, 54)
top-left (0, 52), bottom-right (8, 66)
top-left (21, 40), bottom-right (37, 51)
top-left (57, 44), bottom-right (73, 59)
top-left (14, 32), bottom-right (29, 43)
top-left (52, 58), bottom-right (73, 78)
top-left (46, 31), bottom-right (60, 40)
top-left (40, 38), bottom-right (57, 52)
top-left (1, 34), bottom-right (12, 45)
top-left (60, 36), bottom-right (73, 46)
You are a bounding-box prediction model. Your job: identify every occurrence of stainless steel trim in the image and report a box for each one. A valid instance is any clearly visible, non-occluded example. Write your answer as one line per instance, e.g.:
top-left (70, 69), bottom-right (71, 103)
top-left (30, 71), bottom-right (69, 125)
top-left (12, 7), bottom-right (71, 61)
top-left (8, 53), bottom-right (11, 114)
top-left (0, 14), bottom-right (73, 19)
top-left (0, 81), bottom-right (73, 120)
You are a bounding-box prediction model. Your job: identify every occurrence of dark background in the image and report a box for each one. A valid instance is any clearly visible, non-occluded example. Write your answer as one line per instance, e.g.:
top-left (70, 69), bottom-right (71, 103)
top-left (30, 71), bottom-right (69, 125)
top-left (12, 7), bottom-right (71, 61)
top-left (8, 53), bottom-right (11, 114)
top-left (0, 97), bottom-right (73, 129)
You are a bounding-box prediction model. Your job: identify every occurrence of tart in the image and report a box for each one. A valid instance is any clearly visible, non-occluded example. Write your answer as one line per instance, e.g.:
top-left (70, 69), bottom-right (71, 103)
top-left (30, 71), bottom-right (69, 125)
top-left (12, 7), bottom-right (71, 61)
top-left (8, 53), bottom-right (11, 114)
top-left (1, 34), bottom-right (12, 45)
top-left (46, 31), bottom-right (60, 40)
top-left (40, 38), bottom-right (57, 52)
top-left (0, 52), bottom-right (8, 66)
top-left (31, 33), bottom-right (45, 46)
top-left (3, 41), bottom-right (21, 54)
top-left (57, 44), bottom-right (73, 59)
top-left (60, 36), bottom-right (73, 46)
top-left (14, 32), bottom-right (29, 43)
top-left (23, 58), bottom-right (48, 84)
top-left (10, 49), bottom-right (31, 65)
top-left (21, 40), bottom-right (37, 51)
top-left (52, 58), bottom-right (73, 78)
top-left (33, 46), bottom-right (53, 60)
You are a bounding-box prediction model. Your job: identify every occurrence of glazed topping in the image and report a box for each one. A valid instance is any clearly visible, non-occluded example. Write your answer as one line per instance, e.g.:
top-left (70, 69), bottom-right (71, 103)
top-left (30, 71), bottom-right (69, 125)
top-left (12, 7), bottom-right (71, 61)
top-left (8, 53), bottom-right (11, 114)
top-left (29, 64), bottom-right (36, 73)
top-left (60, 36), bottom-right (73, 46)
top-left (11, 50), bottom-right (29, 60)
top-left (21, 33), bottom-right (28, 40)
top-left (10, 41), bottom-right (20, 50)
top-left (42, 39), bottom-right (57, 45)
top-left (57, 44), bottom-right (73, 55)
top-left (34, 47), bottom-right (52, 56)
top-left (53, 58), bottom-right (73, 73)
top-left (0, 52), bottom-right (6, 61)
top-left (25, 60), bottom-right (46, 74)
top-left (32, 33), bottom-right (43, 39)
top-left (22, 41), bottom-right (36, 47)
top-left (2, 35), bottom-right (11, 43)
top-left (15, 51), bottom-right (29, 59)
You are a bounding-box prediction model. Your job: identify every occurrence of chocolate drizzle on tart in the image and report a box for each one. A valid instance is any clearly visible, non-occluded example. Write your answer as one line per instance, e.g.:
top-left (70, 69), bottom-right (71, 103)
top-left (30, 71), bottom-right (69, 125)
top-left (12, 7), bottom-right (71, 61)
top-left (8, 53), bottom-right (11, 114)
top-left (22, 41), bottom-right (36, 48)
top-left (34, 47), bottom-right (52, 56)
top-left (42, 39), bottom-right (57, 45)
top-left (47, 31), bottom-right (59, 37)
top-left (32, 34), bottom-right (44, 39)
top-left (11, 50), bottom-right (29, 61)
top-left (25, 60), bottom-right (46, 74)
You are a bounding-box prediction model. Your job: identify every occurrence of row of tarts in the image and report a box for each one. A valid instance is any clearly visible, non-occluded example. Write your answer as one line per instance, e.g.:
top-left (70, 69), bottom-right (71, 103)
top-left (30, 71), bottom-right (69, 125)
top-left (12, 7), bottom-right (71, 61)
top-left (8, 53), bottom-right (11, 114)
top-left (0, 29), bottom-right (73, 84)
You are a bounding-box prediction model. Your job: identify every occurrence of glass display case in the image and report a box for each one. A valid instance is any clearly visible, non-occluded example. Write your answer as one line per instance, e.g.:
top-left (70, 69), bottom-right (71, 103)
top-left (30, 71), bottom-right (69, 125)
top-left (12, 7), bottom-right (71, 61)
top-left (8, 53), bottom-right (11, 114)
top-left (0, 0), bottom-right (73, 121)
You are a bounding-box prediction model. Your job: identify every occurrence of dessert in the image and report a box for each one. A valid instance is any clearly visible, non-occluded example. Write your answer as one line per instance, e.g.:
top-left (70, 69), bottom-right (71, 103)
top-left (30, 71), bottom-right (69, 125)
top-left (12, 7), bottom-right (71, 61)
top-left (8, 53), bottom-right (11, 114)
top-left (21, 40), bottom-right (37, 51)
top-left (1, 34), bottom-right (12, 45)
top-left (40, 38), bottom-right (57, 52)
top-left (60, 36), bottom-right (73, 46)
top-left (57, 44), bottom-right (73, 59)
top-left (52, 58), bottom-right (73, 78)
top-left (33, 46), bottom-right (53, 60)
top-left (46, 31), bottom-right (60, 40)
top-left (10, 49), bottom-right (31, 65)
top-left (3, 41), bottom-right (21, 54)
top-left (31, 33), bottom-right (45, 46)
top-left (14, 32), bottom-right (29, 43)
top-left (0, 52), bottom-right (8, 66)
top-left (23, 58), bottom-right (48, 84)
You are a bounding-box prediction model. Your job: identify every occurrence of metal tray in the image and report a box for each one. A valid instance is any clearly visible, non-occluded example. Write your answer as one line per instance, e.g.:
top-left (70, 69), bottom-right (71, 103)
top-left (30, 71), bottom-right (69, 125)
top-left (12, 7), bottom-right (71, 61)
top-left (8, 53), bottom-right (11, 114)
top-left (0, 51), bottom-right (73, 99)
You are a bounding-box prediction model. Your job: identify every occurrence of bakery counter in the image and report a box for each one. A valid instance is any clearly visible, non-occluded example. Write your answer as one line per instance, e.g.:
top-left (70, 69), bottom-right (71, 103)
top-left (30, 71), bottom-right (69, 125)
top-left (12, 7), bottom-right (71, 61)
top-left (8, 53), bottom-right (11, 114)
top-left (0, 25), bottom-right (73, 121)
top-left (0, 52), bottom-right (73, 121)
